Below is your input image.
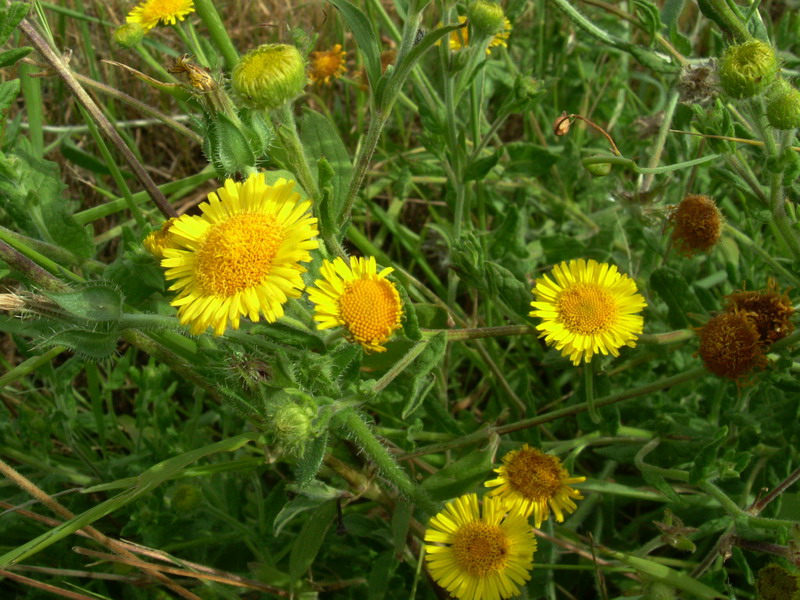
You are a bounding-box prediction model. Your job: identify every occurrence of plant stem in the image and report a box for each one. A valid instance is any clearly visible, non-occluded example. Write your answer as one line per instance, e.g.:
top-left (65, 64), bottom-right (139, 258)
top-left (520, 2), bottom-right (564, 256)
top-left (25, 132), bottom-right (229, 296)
top-left (0, 347), bottom-right (65, 388)
top-left (271, 104), bottom-right (319, 202)
top-left (0, 239), bottom-right (73, 291)
top-left (192, 0), bottom-right (239, 71)
top-left (700, 480), bottom-right (797, 530)
top-left (18, 17), bottom-right (177, 219)
top-left (585, 363), bottom-right (600, 423)
top-left (641, 90), bottom-right (679, 192)
top-left (331, 407), bottom-right (439, 516)
top-left (427, 324), bottom-right (536, 342)
top-left (404, 367), bottom-right (707, 457)
top-left (748, 465), bottom-right (800, 516)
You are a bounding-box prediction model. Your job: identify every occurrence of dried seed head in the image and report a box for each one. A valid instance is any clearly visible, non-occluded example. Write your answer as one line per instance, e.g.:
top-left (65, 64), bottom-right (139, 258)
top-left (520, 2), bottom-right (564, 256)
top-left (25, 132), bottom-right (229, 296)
top-left (724, 280), bottom-right (794, 344)
top-left (756, 563), bottom-right (800, 600)
top-left (676, 62), bottom-right (718, 105)
top-left (697, 312), bottom-right (766, 381)
top-left (668, 194), bottom-right (723, 256)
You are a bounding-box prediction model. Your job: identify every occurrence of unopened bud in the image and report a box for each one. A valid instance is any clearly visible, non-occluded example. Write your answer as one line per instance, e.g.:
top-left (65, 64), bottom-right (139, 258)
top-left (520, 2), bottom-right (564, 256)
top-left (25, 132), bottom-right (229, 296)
top-left (718, 40), bottom-right (778, 99)
top-left (112, 23), bottom-right (145, 49)
top-left (467, 0), bottom-right (506, 40)
top-left (766, 79), bottom-right (800, 130)
top-left (232, 44), bottom-right (307, 110)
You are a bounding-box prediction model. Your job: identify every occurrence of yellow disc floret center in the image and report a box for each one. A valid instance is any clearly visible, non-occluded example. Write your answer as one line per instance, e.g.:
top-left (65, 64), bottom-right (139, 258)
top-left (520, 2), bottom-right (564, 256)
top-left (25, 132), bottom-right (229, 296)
top-left (452, 522), bottom-right (510, 576)
top-left (506, 449), bottom-right (563, 500)
top-left (557, 283), bottom-right (617, 335)
top-left (195, 213), bottom-right (282, 296)
top-left (339, 278), bottom-right (400, 342)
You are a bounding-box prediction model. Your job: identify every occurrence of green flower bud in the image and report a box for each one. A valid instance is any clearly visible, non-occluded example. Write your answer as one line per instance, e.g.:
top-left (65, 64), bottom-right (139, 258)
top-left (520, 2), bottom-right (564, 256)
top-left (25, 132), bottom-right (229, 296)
top-left (718, 40), bottom-right (778, 99)
top-left (271, 402), bottom-right (313, 455)
top-left (112, 23), bottom-right (145, 49)
top-left (585, 161), bottom-right (612, 177)
top-left (232, 44), bottom-right (307, 110)
top-left (766, 79), bottom-right (800, 130)
top-left (467, 0), bottom-right (506, 40)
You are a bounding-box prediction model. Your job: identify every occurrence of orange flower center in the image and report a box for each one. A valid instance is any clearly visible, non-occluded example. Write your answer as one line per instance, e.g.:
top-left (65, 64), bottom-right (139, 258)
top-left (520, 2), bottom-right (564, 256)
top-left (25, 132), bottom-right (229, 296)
top-left (557, 283), bottom-right (617, 334)
top-left (195, 213), bottom-right (282, 296)
top-left (505, 448), bottom-right (563, 500)
top-left (339, 278), bottom-right (401, 344)
top-left (452, 522), bottom-right (510, 576)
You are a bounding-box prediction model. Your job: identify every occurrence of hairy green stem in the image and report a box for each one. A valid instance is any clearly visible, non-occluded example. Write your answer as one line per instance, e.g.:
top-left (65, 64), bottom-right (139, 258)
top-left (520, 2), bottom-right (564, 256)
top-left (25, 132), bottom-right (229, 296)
top-left (699, 480), bottom-right (796, 530)
top-left (331, 407), bottom-right (439, 516)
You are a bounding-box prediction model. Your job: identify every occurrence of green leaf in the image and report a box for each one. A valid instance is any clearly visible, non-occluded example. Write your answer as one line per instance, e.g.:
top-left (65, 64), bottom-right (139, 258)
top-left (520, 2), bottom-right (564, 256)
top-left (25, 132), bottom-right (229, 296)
top-left (641, 468), bottom-right (682, 504)
top-left (45, 285), bottom-right (123, 322)
top-left (391, 502), bottom-right (412, 555)
top-left (633, 0), bottom-right (662, 40)
top-left (420, 440), bottom-right (496, 501)
top-left (328, 0), bottom-right (381, 90)
top-left (689, 426), bottom-right (728, 484)
top-left (294, 432), bottom-right (329, 486)
top-left (0, 47), bottom-right (31, 69)
top-left (289, 500), bottom-right (337, 581)
top-left (650, 267), bottom-right (696, 329)
top-left (249, 322), bottom-right (325, 352)
top-left (300, 109), bottom-right (353, 227)
top-left (504, 143), bottom-right (562, 177)
top-left (402, 332), bottom-right (446, 419)
top-left (210, 111), bottom-right (256, 176)
top-left (610, 551), bottom-right (725, 599)
top-left (44, 328), bottom-right (120, 360)
top-left (0, 2), bottom-right (30, 45)
top-left (61, 140), bottom-right (113, 175)
top-left (465, 150), bottom-right (501, 182)
top-left (367, 551), bottom-right (397, 600)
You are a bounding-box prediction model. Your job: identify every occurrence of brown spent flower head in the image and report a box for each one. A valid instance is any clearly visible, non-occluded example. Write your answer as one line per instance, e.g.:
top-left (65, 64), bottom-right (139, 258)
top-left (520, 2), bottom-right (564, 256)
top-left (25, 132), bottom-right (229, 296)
top-left (668, 194), bottom-right (722, 256)
top-left (697, 311), bottom-right (767, 381)
top-left (757, 563), bottom-right (800, 600)
top-left (724, 280), bottom-right (795, 344)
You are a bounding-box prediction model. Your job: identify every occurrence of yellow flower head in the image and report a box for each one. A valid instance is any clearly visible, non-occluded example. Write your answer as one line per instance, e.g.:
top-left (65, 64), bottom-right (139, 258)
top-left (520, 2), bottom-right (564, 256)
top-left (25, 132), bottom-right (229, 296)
top-left (424, 494), bottom-right (536, 600)
top-left (126, 0), bottom-right (195, 32)
top-left (445, 15), bottom-right (512, 54)
top-left (161, 174), bottom-right (319, 336)
top-left (530, 259), bottom-right (647, 365)
top-left (307, 256), bottom-right (403, 352)
top-left (143, 218), bottom-right (178, 259)
top-left (309, 44), bottom-right (348, 84)
top-left (485, 445), bottom-right (586, 529)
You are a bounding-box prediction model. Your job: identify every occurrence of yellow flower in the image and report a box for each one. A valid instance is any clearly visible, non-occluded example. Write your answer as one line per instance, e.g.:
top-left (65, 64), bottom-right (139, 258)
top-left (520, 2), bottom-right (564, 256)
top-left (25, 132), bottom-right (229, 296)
top-left (307, 256), bottom-right (403, 352)
top-left (161, 174), bottom-right (319, 336)
top-left (309, 44), bottom-right (347, 84)
top-left (425, 494), bottom-right (536, 600)
top-left (143, 218), bottom-right (178, 259)
top-left (485, 445), bottom-right (586, 529)
top-left (530, 259), bottom-right (647, 365)
top-left (126, 0), bottom-right (195, 31)
top-left (445, 16), bottom-right (512, 54)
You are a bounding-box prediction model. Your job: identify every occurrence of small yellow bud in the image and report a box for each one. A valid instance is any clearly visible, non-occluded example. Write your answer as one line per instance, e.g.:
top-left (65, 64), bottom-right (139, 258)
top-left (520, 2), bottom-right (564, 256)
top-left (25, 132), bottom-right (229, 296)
top-left (231, 44), bottom-right (307, 110)
top-left (718, 40), bottom-right (778, 99)
top-left (112, 23), bottom-right (145, 49)
top-left (766, 79), bottom-right (800, 130)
